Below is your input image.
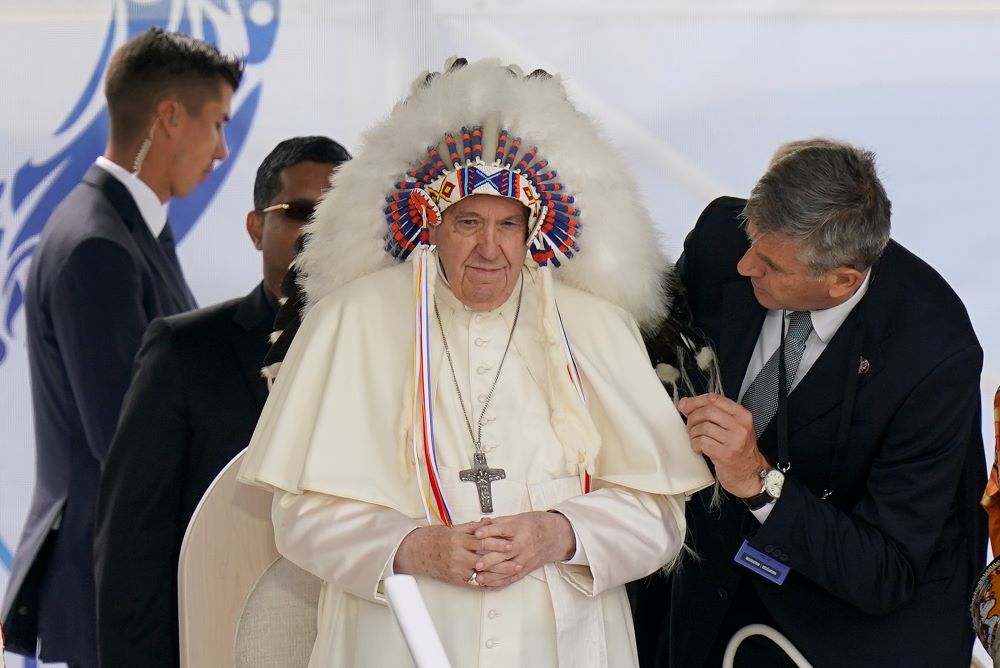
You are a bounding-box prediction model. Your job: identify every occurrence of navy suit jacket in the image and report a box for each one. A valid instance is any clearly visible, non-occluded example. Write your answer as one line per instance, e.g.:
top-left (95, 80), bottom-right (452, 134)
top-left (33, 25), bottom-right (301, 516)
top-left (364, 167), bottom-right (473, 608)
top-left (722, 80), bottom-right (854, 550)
top-left (667, 197), bottom-right (986, 667)
top-left (94, 283), bottom-right (273, 668)
top-left (1, 164), bottom-right (196, 666)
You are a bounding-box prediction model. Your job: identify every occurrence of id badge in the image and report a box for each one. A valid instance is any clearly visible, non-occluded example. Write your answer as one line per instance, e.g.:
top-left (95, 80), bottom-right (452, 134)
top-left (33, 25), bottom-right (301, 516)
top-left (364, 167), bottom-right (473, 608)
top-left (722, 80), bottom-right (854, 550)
top-left (734, 540), bottom-right (790, 585)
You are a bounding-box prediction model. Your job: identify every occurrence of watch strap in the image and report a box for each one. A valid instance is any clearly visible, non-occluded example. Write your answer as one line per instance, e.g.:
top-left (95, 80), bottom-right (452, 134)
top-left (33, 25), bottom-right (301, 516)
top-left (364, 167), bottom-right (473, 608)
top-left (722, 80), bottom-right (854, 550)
top-left (741, 490), bottom-right (774, 511)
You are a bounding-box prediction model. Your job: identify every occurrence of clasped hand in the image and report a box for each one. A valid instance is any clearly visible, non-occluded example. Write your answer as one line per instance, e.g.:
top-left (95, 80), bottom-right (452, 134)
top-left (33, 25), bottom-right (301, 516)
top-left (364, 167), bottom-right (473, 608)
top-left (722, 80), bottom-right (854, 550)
top-left (394, 511), bottom-right (575, 590)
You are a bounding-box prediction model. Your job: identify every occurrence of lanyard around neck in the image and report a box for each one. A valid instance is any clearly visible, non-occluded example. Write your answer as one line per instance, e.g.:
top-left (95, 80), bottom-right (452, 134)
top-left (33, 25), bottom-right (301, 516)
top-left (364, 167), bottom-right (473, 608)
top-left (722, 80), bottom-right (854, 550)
top-left (775, 314), bottom-right (791, 472)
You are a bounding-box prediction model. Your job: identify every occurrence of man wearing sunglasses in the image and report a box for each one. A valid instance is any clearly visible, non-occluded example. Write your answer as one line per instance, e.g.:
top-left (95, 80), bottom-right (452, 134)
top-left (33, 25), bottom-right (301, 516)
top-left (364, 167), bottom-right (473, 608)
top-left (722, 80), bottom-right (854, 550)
top-left (93, 135), bottom-right (350, 668)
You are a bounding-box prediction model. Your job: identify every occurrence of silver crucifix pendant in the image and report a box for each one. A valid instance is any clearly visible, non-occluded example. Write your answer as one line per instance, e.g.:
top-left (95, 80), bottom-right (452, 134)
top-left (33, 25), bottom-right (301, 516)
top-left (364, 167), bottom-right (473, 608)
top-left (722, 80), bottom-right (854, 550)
top-left (459, 452), bottom-right (506, 513)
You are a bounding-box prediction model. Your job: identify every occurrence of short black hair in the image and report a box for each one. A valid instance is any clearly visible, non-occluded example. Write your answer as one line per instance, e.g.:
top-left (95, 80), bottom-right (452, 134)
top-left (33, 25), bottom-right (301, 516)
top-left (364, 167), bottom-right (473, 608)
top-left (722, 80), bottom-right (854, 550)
top-left (253, 136), bottom-right (352, 210)
top-left (104, 28), bottom-right (245, 145)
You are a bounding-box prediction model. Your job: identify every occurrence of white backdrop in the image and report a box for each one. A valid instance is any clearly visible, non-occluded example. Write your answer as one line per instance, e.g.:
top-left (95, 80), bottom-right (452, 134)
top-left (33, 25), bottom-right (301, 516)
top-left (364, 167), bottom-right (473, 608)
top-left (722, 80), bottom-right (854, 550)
top-left (2, 1), bottom-right (999, 666)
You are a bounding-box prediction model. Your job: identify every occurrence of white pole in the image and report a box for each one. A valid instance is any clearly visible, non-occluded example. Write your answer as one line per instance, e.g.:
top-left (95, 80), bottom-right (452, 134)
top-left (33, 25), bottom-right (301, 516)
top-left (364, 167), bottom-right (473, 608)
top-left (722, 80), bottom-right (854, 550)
top-left (384, 575), bottom-right (453, 668)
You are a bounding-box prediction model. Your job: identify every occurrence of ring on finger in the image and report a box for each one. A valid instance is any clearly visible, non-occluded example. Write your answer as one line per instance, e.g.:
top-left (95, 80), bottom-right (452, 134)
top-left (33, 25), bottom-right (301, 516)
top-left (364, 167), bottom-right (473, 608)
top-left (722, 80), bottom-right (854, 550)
top-left (467, 571), bottom-right (479, 586)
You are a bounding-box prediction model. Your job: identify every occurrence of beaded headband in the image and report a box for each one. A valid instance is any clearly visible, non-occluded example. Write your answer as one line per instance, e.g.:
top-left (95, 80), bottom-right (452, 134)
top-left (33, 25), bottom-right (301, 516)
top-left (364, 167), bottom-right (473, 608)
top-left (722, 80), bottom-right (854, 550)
top-left (384, 125), bottom-right (580, 268)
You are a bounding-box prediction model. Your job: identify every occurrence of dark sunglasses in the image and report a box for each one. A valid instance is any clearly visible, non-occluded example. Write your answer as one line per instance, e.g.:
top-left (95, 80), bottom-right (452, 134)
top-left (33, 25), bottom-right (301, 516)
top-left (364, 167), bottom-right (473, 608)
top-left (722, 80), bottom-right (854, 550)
top-left (259, 200), bottom-right (315, 222)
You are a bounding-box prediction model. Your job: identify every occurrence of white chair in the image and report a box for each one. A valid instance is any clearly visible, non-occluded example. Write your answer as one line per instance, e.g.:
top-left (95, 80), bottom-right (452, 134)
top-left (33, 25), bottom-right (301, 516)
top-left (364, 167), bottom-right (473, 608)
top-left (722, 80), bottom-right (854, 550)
top-left (178, 449), bottom-right (320, 668)
top-left (722, 624), bottom-right (813, 668)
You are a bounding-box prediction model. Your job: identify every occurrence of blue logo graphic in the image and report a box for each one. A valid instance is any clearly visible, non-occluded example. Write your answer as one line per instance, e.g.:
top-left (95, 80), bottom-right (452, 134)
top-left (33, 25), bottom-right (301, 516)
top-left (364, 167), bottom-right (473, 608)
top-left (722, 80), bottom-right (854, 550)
top-left (0, 0), bottom-right (279, 576)
top-left (0, 539), bottom-right (11, 571)
top-left (0, 0), bottom-right (279, 367)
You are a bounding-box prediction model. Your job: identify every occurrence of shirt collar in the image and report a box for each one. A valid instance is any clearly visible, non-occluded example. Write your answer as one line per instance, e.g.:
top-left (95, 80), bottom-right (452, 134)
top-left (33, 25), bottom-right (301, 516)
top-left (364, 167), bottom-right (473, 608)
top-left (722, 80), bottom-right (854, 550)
top-left (95, 156), bottom-right (168, 238)
top-left (806, 269), bottom-right (872, 343)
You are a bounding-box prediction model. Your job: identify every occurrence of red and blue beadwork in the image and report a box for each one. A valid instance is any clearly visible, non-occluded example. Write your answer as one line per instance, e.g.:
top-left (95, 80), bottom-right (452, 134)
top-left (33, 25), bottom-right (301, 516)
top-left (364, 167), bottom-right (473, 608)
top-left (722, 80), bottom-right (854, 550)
top-left (383, 126), bottom-right (582, 267)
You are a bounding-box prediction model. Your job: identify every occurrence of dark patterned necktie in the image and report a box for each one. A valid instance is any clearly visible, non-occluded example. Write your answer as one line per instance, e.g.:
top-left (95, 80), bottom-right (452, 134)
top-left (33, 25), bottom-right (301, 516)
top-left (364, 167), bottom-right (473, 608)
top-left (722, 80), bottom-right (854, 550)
top-left (741, 310), bottom-right (813, 438)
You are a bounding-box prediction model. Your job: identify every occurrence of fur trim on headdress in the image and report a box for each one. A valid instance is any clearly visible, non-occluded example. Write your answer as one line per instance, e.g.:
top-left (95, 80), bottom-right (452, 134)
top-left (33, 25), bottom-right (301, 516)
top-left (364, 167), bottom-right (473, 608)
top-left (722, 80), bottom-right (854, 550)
top-left (298, 58), bottom-right (672, 331)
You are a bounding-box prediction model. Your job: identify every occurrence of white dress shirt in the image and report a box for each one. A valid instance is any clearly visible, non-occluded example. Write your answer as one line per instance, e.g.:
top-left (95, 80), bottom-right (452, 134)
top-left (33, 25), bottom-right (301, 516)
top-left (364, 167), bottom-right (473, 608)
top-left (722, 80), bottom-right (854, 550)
top-left (95, 156), bottom-right (168, 238)
top-left (741, 270), bottom-right (872, 522)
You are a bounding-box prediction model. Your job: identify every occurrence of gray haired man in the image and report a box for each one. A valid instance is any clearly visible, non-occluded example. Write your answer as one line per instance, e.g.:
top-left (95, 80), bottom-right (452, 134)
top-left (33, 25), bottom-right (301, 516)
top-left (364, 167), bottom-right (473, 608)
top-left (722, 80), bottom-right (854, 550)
top-left (662, 138), bottom-right (985, 667)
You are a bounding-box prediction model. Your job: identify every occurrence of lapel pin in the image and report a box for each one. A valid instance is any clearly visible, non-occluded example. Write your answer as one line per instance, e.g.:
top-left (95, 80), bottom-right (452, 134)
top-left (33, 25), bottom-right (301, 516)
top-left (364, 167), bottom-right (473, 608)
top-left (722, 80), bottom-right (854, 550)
top-left (858, 356), bottom-right (871, 375)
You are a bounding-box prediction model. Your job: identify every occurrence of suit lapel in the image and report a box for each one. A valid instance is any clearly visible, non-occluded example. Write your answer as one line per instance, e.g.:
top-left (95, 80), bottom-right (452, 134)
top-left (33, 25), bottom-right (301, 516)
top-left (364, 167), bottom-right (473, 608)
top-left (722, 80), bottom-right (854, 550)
top-left (761, 257), bottom-right (891, 449)
top-left (230, 283), bottom-right (274, 407)
top-left (84, 164), bottom-right (144, 229)
top-left (84, 165), bottom-right (195, 311)
top-left (782, 312), bottom-right (861, 430)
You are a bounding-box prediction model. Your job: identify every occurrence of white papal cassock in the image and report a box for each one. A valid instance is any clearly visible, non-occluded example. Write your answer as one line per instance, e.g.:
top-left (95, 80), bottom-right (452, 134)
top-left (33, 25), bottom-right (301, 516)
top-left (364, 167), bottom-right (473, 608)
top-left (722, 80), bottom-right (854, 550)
top-left (239, 259), bottom-right (713, 667)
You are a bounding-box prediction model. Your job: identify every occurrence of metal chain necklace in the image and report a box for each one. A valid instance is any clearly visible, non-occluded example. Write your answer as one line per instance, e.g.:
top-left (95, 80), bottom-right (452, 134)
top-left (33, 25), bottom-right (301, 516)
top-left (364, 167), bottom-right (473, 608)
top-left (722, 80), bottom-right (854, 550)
top-left (434, 274), bottom-right (523, 513)
top-left (434, 274), bottom-right (523, 452)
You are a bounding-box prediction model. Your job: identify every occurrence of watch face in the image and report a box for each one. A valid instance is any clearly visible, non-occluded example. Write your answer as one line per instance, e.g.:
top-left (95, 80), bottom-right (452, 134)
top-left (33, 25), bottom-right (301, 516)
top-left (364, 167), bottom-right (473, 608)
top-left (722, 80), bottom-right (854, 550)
top-left (764, 469), bottom-right (785, 498)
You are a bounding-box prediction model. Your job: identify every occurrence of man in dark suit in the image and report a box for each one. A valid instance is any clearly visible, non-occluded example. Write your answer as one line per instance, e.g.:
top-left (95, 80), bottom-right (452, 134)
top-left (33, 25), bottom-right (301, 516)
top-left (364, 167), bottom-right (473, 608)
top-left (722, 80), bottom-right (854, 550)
top-left (93, 136), bottom-right (351, 668)
top-left (664, 139), bottom-right (986, 667)
top-left (1, 29), bottom-right (243, 668)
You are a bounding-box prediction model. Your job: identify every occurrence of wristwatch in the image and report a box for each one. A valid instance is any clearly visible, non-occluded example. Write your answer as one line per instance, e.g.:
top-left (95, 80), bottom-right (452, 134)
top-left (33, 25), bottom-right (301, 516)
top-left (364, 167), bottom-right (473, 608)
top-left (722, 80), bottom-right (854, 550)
top-left (741, 468), bottom-right (785, 511)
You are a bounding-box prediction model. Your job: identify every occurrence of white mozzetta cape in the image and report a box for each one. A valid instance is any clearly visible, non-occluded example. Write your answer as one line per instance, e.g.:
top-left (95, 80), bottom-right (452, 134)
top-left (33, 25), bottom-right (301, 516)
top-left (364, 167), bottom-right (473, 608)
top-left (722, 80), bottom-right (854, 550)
top-left (241, 260), bottom-right (711, 507)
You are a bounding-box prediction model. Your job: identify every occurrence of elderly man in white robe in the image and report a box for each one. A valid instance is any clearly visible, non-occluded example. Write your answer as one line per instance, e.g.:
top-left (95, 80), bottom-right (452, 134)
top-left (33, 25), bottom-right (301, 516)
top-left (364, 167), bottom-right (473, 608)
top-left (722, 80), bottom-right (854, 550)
top-left (239, 59), bottom-right (713, 668)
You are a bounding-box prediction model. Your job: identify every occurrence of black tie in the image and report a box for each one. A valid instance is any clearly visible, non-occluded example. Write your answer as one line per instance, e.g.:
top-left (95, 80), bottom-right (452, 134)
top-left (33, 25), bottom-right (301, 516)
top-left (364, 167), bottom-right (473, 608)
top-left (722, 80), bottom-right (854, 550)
top-left (157, 222), bottom-right (197, 309)
top-left (157, 223), bottom-right (181, 271)
top-left (740, 311), bottom-right (813, 438)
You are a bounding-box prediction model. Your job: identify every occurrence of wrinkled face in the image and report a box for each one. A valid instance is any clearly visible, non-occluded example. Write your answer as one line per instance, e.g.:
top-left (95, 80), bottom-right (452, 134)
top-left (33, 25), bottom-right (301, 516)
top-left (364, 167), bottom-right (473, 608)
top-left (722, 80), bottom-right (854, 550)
top-left (737, 221), bottom-right (835, 311)
top-left (248, 160), bottom-right (336, 298)
top-left (169, 79), bottom-right (234, 198)
top-left (429, 194), bottom-right (529, 312)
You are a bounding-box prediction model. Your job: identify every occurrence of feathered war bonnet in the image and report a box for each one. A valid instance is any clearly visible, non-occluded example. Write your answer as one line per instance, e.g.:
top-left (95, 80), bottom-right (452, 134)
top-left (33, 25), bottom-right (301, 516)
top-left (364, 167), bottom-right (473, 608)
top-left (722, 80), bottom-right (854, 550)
top-left (297, 57), bottom-right (670, 327)
top-left (295, 58), bottom-right (677, 526)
